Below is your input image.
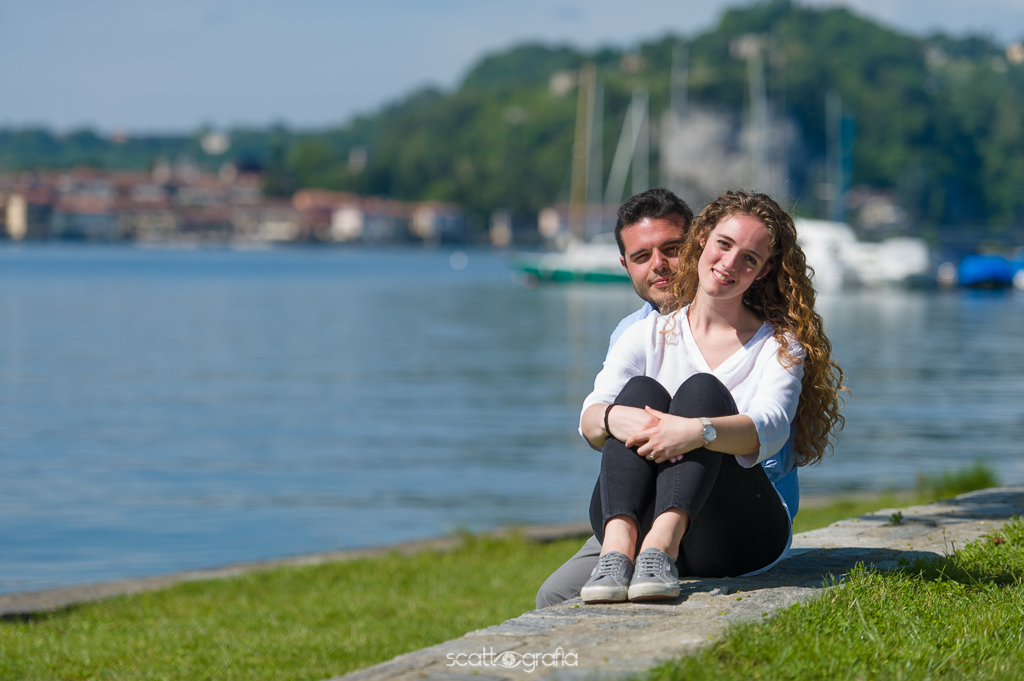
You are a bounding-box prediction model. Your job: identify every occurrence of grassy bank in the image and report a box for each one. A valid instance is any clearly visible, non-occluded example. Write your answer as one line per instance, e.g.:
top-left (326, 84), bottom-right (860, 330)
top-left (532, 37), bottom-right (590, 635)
top-left (0, 465), bottom-right (1001, 680)
top-left (648, 518), bottom-right (1024, 681)
top-left (0, 534), bottom-right (583, 681)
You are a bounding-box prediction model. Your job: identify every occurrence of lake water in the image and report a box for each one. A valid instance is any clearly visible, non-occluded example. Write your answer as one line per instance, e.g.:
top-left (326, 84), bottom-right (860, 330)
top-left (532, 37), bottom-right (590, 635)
top-left (1, 244), bottom-right (1023, 594)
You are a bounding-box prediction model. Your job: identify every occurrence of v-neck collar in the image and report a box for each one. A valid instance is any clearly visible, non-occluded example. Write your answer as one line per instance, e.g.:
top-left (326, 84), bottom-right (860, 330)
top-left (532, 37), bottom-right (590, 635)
top-left (680, 305), bottom-right (771, 375)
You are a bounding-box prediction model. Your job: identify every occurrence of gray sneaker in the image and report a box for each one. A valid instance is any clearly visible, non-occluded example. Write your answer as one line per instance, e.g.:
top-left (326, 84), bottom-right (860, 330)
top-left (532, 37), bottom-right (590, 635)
top-left (580, 551), bottom-right (634, 603)
top-left (628, 548), bottom-right (680, 601)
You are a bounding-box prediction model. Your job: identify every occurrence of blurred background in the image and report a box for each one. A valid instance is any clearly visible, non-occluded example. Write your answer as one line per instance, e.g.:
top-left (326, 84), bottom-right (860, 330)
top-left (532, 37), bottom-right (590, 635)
top-left (1, 0), bottom-right (1023, 594)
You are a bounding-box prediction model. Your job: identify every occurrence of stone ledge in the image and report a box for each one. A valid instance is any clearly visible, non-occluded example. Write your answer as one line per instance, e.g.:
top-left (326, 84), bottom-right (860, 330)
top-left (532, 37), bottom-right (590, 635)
top-left (332, 487), bottom-right (1024, 681)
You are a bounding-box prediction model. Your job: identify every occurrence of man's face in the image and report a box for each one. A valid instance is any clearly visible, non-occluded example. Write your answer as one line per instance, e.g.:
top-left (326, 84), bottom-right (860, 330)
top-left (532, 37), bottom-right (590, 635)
top-left (619, 217), bottom-right (686, 312)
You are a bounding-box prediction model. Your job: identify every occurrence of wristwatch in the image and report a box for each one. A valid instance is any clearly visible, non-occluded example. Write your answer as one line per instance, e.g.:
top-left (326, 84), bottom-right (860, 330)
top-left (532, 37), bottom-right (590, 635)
top-left (699, 417), bottom-right (717, 447)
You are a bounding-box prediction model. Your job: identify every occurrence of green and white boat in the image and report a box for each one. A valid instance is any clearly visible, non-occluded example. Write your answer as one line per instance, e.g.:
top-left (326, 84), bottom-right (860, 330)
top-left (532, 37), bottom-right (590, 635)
top-left (512, 234), bottom-right (627, 283)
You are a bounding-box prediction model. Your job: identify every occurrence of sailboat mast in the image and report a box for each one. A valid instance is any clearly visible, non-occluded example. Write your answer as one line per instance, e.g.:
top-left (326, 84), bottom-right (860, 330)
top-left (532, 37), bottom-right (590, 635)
top-left (747, 44), bottom-right (770, 192)
top-left (569, 64), bottom-right (596, 242)
top-left (606, 88), bottom-right (649, 207)
top-left (631, 89), bottom-right (649, 196)
top-left (665, 42), bottom-right (689, 198)
top-left (587, 77), bottom-right (604, 239)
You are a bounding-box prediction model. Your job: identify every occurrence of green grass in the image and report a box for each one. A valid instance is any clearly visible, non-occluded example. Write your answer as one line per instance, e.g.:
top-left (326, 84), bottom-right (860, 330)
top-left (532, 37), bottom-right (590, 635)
top-left (0, 463), bottom-right (1000, 680)
top-left (647, 518), bottom-right (1024, 681)
top-left (918, 461), bottom-right (1001, 499)
top-left (794, 461), bottom-right (999, 534)
top-left (0, 533), bottom-right (584, 681)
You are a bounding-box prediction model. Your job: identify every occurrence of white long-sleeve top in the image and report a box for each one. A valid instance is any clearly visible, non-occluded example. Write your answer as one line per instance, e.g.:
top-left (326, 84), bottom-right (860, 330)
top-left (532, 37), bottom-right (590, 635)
top-left (580, 305), bottom-right (804, 468)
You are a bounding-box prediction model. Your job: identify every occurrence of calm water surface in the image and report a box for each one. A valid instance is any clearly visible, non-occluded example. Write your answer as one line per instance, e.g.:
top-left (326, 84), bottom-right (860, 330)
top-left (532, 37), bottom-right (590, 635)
top-left (1, 244), bottom-right (1022, 593)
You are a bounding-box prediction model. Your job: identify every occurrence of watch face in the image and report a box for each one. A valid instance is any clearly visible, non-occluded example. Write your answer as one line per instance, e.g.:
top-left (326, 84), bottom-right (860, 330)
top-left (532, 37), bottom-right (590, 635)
top-left (702, 425), bottom-right (717, 442)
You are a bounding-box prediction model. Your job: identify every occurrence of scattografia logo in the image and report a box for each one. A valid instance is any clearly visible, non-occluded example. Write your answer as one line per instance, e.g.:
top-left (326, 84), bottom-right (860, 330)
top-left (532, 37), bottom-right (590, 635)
top-left (446, 646), bottom-right (578, 673)
top-left (497, 651), bottom-right (519, 668)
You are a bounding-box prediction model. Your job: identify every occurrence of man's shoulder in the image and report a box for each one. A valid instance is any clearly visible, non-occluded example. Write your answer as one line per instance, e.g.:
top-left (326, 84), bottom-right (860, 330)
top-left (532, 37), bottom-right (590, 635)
top-left (608, 302), bottom-right (657, 351)
top-left (614, 302), bottom-right (656, 334)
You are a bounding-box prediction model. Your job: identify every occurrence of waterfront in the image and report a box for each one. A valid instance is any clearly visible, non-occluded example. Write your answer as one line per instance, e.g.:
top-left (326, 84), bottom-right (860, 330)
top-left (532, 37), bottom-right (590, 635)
top-left (1, 244), bottom-right (1023, 594)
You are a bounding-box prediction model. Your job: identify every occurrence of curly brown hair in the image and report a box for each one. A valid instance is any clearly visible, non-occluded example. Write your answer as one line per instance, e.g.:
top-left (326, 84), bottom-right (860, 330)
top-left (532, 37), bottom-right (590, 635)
top-left (669, 191), bottom-right (846, 466)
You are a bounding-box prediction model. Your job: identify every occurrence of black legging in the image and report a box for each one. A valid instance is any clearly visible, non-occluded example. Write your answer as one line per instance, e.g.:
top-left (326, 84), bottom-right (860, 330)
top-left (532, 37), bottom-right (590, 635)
top-left (589, 374), bottom-right (791, 578)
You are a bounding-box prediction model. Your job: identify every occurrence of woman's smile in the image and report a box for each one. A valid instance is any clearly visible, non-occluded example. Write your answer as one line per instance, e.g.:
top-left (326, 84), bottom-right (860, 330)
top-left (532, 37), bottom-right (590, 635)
top-left (711, 268), bottom-right (735, 285)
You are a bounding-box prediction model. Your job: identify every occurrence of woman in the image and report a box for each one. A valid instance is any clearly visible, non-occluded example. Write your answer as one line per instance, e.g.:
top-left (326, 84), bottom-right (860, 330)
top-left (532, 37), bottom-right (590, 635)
top-left (577, 191), bottom-right (844, 603)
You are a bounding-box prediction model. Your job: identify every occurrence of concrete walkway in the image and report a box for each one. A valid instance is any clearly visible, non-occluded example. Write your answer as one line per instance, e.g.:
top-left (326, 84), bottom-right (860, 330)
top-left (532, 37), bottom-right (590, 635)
top-left (333, 487), bottom-right (1024, 681)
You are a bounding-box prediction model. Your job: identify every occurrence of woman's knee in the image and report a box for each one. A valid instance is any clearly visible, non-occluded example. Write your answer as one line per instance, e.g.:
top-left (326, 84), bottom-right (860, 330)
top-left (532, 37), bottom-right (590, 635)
top-left (615, 376), bottom-right (671, 410)
top-left (670, 373), bottom-right (738, 417)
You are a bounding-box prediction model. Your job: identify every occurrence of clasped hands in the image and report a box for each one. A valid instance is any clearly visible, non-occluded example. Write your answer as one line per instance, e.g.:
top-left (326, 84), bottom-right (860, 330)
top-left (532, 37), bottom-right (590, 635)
top-left (606, 404), bottom-right (704, 464)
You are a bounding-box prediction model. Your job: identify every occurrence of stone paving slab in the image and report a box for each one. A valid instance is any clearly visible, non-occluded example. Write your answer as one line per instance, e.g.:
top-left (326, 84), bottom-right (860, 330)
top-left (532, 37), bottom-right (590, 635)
top-left (334, 487), bottom-right (1024, 681)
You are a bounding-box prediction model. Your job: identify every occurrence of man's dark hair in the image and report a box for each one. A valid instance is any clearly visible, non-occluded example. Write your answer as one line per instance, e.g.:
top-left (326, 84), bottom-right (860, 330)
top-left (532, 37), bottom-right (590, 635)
top-left (614, 188), bottom-right (693, 256)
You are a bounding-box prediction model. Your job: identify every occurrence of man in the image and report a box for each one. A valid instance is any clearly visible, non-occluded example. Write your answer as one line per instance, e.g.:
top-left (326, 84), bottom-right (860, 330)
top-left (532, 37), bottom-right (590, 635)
top-left (605, 187), bottom-right (693, 352)
top-left (535, 187), bottom-right (693, 609)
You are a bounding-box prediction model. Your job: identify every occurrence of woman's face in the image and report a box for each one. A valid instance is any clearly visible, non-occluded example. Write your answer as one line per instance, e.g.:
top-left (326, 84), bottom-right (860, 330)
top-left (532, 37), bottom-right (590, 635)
top-left (697, 213), bottom-right (773, 302)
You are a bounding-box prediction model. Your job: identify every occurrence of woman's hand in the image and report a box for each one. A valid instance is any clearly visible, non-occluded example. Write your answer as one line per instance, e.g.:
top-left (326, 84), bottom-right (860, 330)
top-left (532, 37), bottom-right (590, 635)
top-left (581, 403), bottom-right (659, 448)
top-left (605, 405), bottom-right (660, 444)
top-left (627, 407), bottom-right (704, 464)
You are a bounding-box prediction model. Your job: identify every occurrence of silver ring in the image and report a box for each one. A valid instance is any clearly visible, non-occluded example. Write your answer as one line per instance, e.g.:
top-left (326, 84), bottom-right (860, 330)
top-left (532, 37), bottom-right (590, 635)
top-left (646, 454), bottom-right (654, 460)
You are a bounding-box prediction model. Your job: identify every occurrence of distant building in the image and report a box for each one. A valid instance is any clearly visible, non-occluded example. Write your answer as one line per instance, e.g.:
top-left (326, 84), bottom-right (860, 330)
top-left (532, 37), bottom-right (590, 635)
top-left (330, 203), bottom-right (363, 242)
top-left (411, 202), bottom-right (469, 243)
top-left (119, 208), bottom-right (179, 241)
top-left (232, 200), bottom-right (303, 242)
top-left (51, 171), bottom-right (119, 239)
top-left (4, 192), bottom-right (53, 240)
top-left (294, 189), bottom-right (466, 244)
top-left (549, 69), bottom-right (577, 96)
top-left (849, 187), bottom-right (908, 237)
top-left (0, 166), bottom-right (467, 245)
top-left (536, 203), bottom-right (618, 247)
top-left (293, 189), bottom-right (358, 240)
top-left (1, 176), bottom-right (55, 240)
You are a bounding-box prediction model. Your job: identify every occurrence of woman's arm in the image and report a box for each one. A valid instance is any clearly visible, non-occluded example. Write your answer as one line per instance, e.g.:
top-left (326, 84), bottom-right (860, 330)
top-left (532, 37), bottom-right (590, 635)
top-left (579, 318), bottom-right (652, 448)
top-left (627, 411), bottom-right (761, 464)
top-left (636, 341), bottom-right (804, 466)
top-left (740, 339), bottom-right (805, 466)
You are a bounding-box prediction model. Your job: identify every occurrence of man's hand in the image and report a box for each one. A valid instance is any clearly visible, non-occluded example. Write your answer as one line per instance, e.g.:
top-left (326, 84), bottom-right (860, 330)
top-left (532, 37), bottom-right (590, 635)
top-left (628, 407), bottom-right (704, 464)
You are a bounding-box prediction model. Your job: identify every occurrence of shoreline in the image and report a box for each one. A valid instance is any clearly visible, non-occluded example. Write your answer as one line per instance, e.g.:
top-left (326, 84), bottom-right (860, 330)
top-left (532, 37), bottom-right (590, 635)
top-left (0, 489), bottom-right (958, 617)
top-left (0, 522), bottom-right (592, 617)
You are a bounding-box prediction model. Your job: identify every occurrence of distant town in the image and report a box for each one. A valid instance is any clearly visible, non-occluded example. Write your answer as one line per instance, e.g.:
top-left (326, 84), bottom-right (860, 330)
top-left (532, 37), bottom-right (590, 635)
top-left (0, 160), bottom-right (471, 246)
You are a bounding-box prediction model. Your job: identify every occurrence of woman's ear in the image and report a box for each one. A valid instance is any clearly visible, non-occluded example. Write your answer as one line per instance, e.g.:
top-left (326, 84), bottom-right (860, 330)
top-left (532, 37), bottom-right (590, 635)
top-left (757, 263), bottom-right (773, 280)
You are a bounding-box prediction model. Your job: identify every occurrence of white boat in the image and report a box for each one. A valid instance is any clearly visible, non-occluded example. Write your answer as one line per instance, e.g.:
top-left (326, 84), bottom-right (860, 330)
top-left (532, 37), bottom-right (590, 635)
top-left (512, 233), bottom-right (627, 283)
top-left (795, 218), bottom-right (929, 292)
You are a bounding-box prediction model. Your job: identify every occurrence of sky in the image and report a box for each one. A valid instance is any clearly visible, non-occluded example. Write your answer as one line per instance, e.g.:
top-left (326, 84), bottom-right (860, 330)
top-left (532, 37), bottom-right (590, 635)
top-left (1, 0), bottom-right (1023, 133)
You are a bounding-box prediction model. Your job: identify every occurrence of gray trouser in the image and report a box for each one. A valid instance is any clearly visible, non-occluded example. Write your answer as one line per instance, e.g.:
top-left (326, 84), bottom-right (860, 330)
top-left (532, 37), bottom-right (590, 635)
top-left (535, 535), bottom-right (602, 609)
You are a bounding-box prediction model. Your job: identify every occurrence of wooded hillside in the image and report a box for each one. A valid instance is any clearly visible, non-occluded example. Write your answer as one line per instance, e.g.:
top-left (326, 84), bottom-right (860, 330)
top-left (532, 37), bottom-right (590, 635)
top-left (3, 1), bottom-right (1022, 236)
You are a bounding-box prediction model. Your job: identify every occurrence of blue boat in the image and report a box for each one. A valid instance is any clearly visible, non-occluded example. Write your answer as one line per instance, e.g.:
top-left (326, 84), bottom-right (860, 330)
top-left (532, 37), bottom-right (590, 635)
top-left (957, 254), bottom-right (1018, 288)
